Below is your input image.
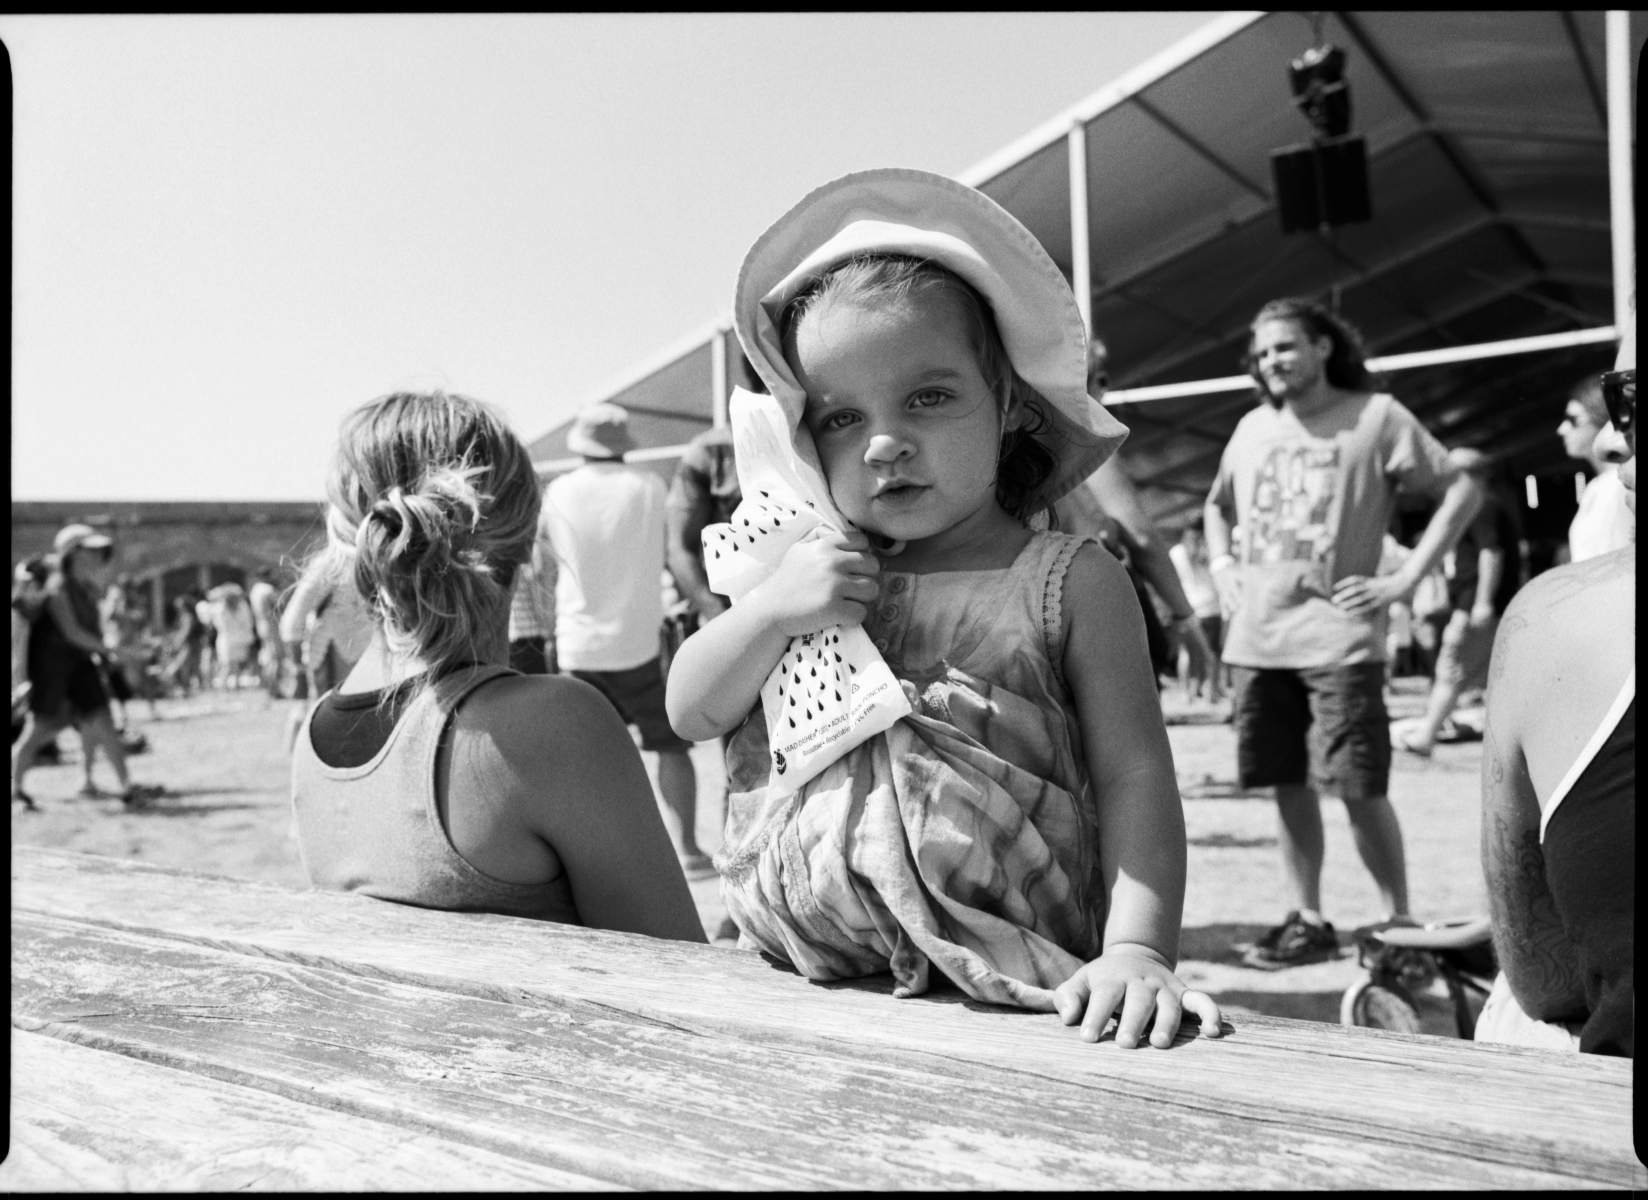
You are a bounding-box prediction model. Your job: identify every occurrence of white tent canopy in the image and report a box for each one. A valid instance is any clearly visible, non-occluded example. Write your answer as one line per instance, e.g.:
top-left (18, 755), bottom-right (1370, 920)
top-left (532, 10), bottom-right (1640, 526)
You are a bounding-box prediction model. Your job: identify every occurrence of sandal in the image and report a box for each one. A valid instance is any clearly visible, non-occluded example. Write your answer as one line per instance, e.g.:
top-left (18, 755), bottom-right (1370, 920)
top-left (78, 782), bottom-right (103, 799)
top-left (121, 783), bottom-right (165, 808)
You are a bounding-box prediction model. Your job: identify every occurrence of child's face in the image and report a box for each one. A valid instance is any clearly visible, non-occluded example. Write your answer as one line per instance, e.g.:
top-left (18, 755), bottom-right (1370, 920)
top-left (790, 294), bottom-right (1010, 543)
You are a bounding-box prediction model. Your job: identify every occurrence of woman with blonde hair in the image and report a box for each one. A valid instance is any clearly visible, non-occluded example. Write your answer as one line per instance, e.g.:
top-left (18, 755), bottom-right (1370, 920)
top-left (290, 390), bottom-right (704, 940)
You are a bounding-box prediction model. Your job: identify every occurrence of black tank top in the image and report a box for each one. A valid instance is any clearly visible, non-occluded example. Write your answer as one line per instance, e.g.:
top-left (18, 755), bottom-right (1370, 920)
top-left (1542, 695), bottom-right (1634, 1059)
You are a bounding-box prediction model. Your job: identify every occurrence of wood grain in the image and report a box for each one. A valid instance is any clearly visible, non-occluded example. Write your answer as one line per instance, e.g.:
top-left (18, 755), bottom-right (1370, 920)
top-left (14, 911), bottom-right (1599, 1191)
top-left (13, 847), bottom-right (1643, 1189)
top-left (0, 1029), bottom-right (615, 1192)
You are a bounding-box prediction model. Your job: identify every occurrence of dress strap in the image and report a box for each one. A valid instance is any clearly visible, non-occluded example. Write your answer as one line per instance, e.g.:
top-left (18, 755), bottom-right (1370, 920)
top-left (1040, 531), bottom-right (1095, 695)
top-left (1540, 668), bottom-right (1635, 842)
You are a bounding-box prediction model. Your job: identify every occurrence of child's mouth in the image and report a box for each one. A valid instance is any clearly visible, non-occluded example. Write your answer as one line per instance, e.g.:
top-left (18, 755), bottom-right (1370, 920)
top-left (873, 482), bottom-right (927, 505)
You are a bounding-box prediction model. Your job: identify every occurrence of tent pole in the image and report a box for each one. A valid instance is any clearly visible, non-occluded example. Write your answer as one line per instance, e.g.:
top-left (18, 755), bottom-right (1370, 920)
top-left (711, 325), bottom-right (729, 429)
top-left (1606, 11), bottom-right (1635, 328)
top-left (1067, 121), bottom-right (1092, 340)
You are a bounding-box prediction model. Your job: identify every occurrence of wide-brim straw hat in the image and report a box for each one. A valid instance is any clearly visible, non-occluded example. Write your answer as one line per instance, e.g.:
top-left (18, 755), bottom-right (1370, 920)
top-left (566, 403), bottom-right (637, 460)
top-left (733, 167), bottom-right (1128, 513)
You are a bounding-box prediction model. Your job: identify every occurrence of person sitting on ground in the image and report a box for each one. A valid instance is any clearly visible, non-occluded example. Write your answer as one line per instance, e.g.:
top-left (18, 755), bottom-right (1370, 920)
top-left (1395, 448), bottom-right (1523, 756)
top-left (11, 524), bottom-right (164, 809)
top-left (290, 390), bottom-right (706, 940)
top-left (544, 403), bottom-right (714, 880)
top-left (1476, 320), bottom-right (1634, 1058)
top-left (669, 169), bottom-right (1222, 1046)
top-left (1558, 374), bottom-right (1634, 562)
top-left (1205, 298), bottom-right (1484, 968)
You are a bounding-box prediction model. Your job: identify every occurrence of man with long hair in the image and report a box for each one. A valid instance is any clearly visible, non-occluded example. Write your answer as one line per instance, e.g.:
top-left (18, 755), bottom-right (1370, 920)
top-left (1205, 298), bottom-right (1483, 966)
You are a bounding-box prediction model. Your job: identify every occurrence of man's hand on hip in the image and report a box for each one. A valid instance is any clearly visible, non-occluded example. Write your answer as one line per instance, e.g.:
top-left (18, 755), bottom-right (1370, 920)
top-left (1331, 573), bottom-right (1411, 617)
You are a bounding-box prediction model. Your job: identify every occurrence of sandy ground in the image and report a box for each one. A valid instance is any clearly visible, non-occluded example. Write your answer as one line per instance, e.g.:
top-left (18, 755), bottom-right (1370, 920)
top-left (12, 678), bottom-right (1485, 1034)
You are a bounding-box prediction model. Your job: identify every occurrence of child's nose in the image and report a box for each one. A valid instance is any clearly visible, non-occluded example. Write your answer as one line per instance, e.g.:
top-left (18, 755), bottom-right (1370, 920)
top-left (864, 433), bottom-right (912, 465)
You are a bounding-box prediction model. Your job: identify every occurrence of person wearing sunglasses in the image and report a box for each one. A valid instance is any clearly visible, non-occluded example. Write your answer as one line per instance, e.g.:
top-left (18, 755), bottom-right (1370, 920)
top-left (1476, 310), bottom-right (1634, 1058)
top-left (1558, 370), bottom-right (1635, 562)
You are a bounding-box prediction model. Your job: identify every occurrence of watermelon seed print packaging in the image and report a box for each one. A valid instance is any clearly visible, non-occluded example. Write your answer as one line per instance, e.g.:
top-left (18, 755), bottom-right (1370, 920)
top-left (701, 385), bottom-right (911, 797)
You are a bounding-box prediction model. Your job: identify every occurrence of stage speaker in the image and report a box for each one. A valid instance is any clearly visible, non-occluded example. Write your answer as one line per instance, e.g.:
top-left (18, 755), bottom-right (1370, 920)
top-left (1270, 135), bottom-right (1371, 234)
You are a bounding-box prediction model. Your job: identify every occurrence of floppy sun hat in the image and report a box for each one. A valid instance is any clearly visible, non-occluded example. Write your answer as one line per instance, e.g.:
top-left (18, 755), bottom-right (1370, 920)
top-left (566, 403), bottom-right (638, 461)
top-left (733, 167), bottom-right (1129, 514)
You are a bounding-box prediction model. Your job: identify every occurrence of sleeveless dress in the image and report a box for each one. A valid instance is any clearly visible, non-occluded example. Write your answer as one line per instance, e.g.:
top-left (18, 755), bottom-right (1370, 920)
top-left (291, 664), bottom-right (581, 923)
top-left (717, 531), bottom-right (1103, 1009)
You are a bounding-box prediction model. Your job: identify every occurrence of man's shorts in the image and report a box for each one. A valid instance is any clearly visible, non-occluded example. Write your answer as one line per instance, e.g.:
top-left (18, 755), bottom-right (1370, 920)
top-left (1434, 609), bottom-right (1497, 692)
top-left (570, 656), bottom-right (691, 753)
top-left (1230, 663), bottom-right (1390, 802)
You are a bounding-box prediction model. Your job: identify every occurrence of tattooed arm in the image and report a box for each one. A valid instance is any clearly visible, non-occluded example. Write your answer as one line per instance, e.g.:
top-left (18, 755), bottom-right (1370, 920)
top-left (1479, 602), bottom-right (1586, 1022)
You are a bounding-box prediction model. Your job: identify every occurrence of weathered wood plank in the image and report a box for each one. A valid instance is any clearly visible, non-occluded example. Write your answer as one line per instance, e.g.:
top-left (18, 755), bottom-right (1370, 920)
top-left (0, 1028), bottom-right (617, 1192)
top-left (9, 911), bottom-right (1599, 1192)
top-left (14, 847), bottom-right (1643, 1189)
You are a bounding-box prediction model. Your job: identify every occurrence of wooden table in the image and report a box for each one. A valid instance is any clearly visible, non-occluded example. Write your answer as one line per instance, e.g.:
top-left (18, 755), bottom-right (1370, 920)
top-left (6, 847), bottom-right (1641, 1191)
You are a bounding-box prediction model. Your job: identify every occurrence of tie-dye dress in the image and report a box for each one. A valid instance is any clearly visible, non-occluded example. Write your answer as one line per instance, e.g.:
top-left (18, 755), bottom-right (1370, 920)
top-left (715, 530), bottom-right (1106, 1009)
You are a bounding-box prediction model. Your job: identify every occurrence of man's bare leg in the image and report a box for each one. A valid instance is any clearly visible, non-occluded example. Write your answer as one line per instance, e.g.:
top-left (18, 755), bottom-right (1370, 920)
top-left (1344, 795), bottom-right (1410, 919)
top-left (1274, 783), bottom-right (1325, 919)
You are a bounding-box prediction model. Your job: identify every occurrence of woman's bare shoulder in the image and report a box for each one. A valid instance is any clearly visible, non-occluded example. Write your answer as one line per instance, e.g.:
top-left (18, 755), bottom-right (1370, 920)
top-left (454, 673), bottom-right (625, 749)
top-left (1499, 548), bottom-right (1635, 657)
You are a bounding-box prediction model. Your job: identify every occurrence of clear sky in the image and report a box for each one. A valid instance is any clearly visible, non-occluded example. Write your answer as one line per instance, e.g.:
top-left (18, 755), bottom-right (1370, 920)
top-left (6, 13), bottom-right (1212, 501)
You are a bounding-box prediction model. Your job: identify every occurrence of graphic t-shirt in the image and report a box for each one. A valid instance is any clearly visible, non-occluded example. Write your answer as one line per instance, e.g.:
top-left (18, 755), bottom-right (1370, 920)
top-left (1209, 392), bottom-right (1456, 669)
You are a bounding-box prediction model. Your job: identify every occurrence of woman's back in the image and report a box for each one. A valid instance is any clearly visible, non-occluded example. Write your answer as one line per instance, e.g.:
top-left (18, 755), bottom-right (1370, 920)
top-left (293, 664), bottom-right (580, 921)
top-left (293, 653), bottom-right (705, 940)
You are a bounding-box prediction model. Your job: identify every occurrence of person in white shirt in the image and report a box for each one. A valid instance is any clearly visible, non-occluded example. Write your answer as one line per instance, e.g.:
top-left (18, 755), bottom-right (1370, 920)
top-left (1559, 375), bottom-right (1634, 562)
top-left (545, 404), bottom-right (712, 879)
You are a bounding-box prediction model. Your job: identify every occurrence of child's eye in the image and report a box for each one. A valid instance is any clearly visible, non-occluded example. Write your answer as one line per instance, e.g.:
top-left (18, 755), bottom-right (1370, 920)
top-left (816, 410), bottom-right (859, 433)
top-left (910, 389), bottom-right (950, 409)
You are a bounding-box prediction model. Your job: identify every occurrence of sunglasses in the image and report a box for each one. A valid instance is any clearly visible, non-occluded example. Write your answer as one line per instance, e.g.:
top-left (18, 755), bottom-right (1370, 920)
top-left (1600, 369), bottom-right (1635, 435)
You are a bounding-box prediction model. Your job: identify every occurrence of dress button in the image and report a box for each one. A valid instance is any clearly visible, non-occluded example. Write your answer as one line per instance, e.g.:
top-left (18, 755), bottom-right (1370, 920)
top-left (887, 577), bottom-right (906, 595)
top-left (879, 605), bottom-right (900, 622)
top-left (873, 638), bottom-right (890, 652)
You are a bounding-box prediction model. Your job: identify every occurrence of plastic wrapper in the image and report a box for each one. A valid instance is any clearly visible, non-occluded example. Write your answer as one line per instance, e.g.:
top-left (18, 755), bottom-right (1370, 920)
top-left (702, 387), bottom-right (911, 797)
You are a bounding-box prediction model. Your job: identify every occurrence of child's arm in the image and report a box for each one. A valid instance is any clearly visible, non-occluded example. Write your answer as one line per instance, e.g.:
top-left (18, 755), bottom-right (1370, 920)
top-left (1054, 543), bottom-right (1222, 1047)
top-left (665, 528), bottom-right (880, 743)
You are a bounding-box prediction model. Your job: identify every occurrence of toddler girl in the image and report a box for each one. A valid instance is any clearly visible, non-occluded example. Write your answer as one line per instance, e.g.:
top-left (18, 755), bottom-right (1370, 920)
top-left (667, 170), bottom-right (1221, 1047)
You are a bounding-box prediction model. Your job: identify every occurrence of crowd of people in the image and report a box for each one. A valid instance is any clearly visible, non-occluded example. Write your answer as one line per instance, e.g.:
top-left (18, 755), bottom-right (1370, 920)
top-left (14, 168), bottom-right (1632, 1061)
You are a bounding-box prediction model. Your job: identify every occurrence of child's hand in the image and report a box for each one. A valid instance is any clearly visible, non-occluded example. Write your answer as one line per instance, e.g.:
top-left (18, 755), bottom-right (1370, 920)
top-left (1053, 944), bottom-right (1223, 1048)
top-left (750, 527), bottom-right (880, 637)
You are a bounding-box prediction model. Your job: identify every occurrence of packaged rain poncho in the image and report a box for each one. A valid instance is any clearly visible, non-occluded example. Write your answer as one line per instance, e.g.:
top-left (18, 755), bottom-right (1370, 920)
top-left (701, 385), bottom-right (912, 799)
top-left (710, 168), bottom-right (1130, 1009)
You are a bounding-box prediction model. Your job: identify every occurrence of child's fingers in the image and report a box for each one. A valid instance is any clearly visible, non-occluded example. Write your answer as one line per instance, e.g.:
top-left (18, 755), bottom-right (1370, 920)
top-left (836, 600), bottom-right (868, 626)
top-left (1052, 974), bottom-right (1089, 1025)
top-left (1080, 981), bottom-right (1125, 1043)
top-left (1112, 982), bottom-right (1158, 1049)
top-left (1147, 987), bottom-right (1184, 1048)
top-left (1182, 989), bottom-right (1224, 1037)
